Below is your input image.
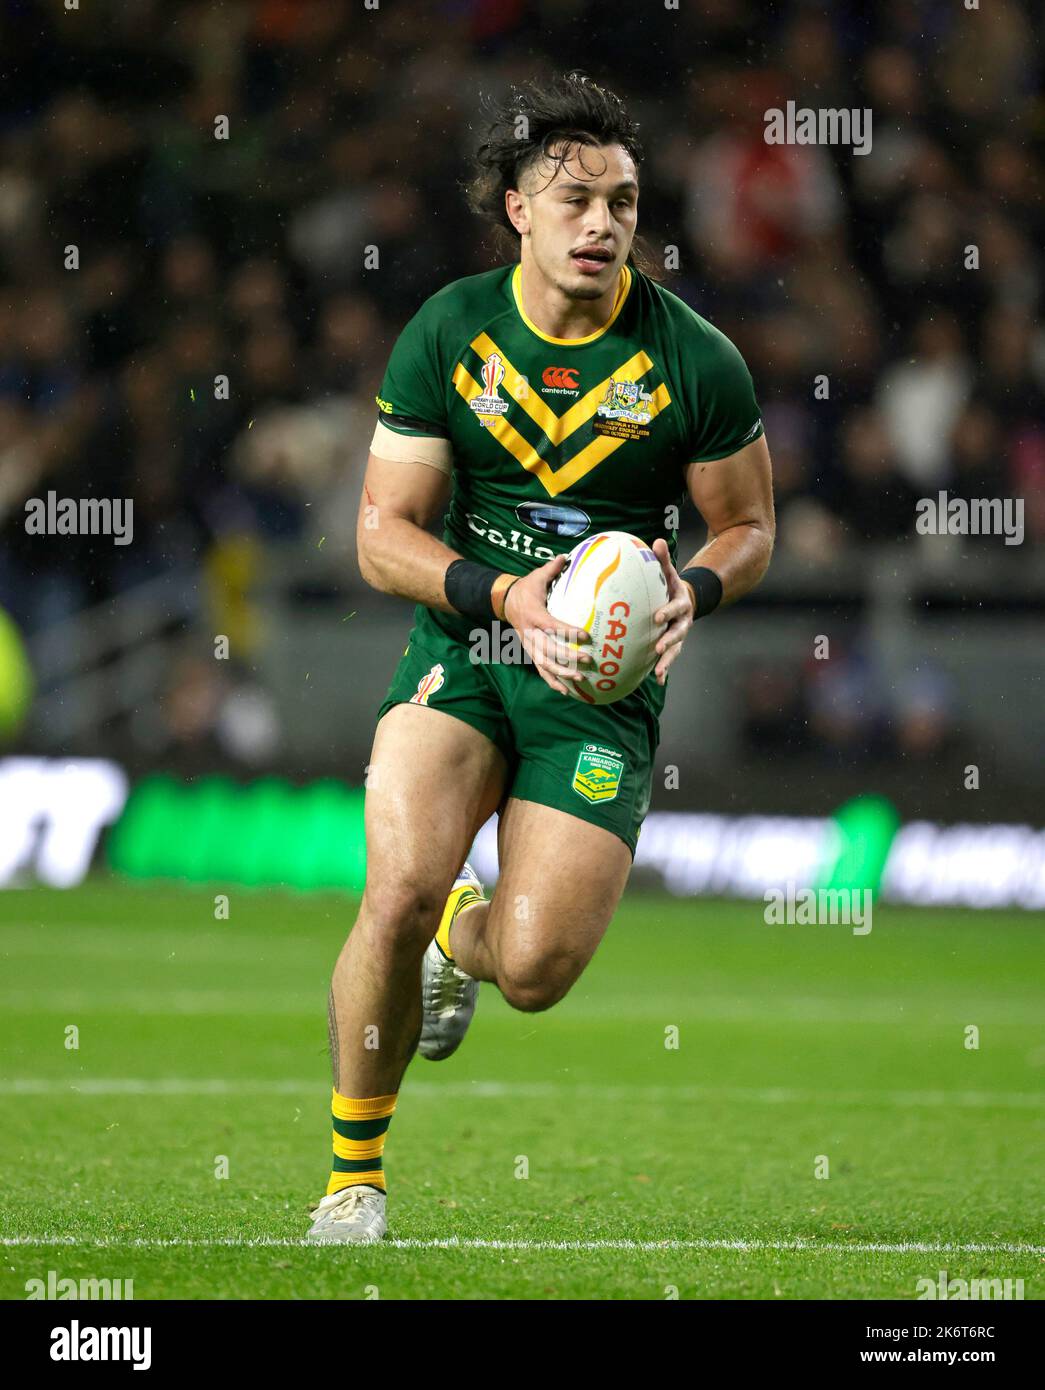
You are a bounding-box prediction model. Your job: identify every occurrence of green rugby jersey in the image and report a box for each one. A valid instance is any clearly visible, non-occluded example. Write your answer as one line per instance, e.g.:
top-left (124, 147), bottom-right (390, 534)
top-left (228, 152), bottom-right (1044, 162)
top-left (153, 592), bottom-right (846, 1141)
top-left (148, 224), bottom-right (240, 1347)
top-left (375, 263), bottom-right (763, 573)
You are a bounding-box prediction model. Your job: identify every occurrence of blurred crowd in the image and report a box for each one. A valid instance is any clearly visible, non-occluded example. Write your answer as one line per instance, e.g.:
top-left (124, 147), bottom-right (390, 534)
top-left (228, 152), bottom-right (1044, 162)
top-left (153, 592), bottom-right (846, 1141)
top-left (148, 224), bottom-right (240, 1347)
top-left (739, 644), bottom-right (965, 768)
top-left (0, 0), bottom-right (1042, 642)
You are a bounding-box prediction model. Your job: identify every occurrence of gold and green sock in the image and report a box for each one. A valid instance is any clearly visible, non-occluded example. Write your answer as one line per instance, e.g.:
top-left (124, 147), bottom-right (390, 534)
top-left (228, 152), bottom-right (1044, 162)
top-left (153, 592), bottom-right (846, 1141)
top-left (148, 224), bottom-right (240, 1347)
top-left (433, 880), bottom-right (484, 962)
top-left (326, 1089), bottom-right (397, 1196)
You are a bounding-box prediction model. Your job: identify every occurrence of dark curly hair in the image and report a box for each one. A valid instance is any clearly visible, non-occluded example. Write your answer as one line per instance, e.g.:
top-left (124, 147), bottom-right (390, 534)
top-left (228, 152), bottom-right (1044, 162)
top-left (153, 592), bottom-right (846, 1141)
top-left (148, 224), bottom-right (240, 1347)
top-left (466, 72), bottom-right (661, 278)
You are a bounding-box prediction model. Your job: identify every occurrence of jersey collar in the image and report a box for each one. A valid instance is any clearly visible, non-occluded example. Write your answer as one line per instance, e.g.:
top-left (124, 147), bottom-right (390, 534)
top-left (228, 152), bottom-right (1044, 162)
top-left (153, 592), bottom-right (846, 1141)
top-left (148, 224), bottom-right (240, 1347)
top-left (510, 263), bottom-right (632, 346)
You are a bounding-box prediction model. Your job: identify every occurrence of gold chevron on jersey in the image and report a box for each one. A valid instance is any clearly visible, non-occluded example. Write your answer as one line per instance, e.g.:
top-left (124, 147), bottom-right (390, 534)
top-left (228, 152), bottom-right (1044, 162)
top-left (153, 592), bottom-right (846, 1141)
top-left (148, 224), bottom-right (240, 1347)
top-left (452, 345), bottom-right (672, 498)
top-left (469, 337), bottom-right (658, 444)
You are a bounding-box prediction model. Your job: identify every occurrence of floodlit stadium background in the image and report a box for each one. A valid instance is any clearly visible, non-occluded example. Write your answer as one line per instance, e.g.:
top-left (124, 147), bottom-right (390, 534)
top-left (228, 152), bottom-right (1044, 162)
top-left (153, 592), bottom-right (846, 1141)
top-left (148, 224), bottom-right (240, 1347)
top-left (1, 0), bottom-right (1042, 908)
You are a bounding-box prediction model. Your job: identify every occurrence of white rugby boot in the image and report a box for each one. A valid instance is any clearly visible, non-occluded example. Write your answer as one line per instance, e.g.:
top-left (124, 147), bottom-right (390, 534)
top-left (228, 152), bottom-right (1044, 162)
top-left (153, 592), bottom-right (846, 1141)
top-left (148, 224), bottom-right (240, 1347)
top-left (419, 862), bottom-right (484, 1061)
top-left (306, 1184), bottom-right (387, 1244)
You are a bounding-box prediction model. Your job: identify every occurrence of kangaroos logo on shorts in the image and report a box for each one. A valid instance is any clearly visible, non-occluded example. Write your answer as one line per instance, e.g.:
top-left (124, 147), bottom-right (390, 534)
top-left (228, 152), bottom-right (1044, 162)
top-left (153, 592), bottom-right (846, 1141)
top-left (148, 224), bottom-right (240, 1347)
top-left (410, 663), bottom-right (445, 706)
top-left (572, 743), bottom-right (624, 804)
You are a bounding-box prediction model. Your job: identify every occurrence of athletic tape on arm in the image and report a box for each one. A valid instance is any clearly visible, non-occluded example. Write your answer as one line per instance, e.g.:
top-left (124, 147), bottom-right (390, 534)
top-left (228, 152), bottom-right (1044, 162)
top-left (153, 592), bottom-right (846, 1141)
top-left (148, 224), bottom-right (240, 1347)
top-left (370, 420), bottom-right (452, 475)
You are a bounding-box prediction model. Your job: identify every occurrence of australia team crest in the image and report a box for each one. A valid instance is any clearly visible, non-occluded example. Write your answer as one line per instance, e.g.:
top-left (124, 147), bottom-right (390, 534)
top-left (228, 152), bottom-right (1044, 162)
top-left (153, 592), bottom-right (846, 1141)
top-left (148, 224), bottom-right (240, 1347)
top-left (597, 378), bottom-right (653, 422)
top-left (593, 378), bottom-right (654, 441)
top-left (572, 743), bottom-right (624, 804)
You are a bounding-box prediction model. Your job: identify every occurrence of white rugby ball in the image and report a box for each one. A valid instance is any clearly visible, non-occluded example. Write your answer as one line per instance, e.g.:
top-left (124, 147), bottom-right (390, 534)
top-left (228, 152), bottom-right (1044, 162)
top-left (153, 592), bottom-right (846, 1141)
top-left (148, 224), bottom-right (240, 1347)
top-left (546, 531), bottom-right (668, 704)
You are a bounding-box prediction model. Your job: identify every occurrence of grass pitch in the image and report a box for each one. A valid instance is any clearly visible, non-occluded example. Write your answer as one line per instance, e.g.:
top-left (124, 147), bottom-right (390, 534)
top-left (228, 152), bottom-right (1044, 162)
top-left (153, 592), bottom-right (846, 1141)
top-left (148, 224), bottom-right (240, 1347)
top-left (0, 881), bottom-right (1041, 1299)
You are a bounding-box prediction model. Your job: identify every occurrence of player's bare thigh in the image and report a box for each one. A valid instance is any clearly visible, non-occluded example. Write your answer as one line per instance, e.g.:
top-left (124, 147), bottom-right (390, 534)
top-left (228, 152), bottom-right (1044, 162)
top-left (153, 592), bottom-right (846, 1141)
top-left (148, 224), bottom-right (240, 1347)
top-left (484, 798), bottom-right (632, 1012)
top-left (361, 702), bottom-right (507, 951)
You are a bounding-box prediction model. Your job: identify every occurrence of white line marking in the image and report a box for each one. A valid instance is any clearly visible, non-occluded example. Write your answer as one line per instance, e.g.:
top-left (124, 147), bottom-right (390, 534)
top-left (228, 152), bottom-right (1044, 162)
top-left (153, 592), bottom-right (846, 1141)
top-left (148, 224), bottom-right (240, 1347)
top-left (1, 1236), bottom-right (1041, 1254)
top-left (1, 1078), bottom-right (1042, 1110)
top-left (1, 986), bottom-right (1039, 1027)
top-left (0, 1078), bottom-right (317, 1096)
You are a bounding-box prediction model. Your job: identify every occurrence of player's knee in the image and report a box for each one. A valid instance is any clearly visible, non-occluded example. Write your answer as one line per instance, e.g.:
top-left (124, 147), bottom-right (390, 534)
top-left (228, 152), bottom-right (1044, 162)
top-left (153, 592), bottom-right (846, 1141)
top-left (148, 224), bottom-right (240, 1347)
top-left (362, 879), bottom-right (445, 956)
top-left (497, 953), bottom-right (577, 1013)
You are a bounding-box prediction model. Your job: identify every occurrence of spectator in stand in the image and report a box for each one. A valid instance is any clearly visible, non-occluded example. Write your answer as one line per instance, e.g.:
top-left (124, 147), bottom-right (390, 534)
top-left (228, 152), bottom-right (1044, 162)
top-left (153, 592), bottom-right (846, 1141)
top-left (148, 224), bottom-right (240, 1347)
top-left (0, 0), bottom-right (1037, 620)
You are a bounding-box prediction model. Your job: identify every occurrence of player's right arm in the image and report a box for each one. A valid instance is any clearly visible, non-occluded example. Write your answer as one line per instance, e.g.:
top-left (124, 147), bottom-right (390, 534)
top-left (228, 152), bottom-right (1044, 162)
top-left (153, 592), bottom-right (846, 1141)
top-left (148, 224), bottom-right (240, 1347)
top-left (356, 449), bottom-right (456, 611)
top-left (356, 446), bottom-right (591, 694)
top-left (364, 299), bottom-right (589, 690)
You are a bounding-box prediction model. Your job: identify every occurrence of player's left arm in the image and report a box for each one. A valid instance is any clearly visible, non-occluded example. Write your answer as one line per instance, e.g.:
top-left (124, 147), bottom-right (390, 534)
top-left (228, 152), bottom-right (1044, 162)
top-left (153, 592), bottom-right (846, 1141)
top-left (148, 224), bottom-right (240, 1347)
top-left (651, 432), bottom-right (775, 682)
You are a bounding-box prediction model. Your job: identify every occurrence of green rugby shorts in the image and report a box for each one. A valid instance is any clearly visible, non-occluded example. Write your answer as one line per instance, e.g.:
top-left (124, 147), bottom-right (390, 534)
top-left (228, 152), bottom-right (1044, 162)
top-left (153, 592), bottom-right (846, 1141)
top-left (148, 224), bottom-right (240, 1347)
top-left (376, 605), bottom-right (662, 855)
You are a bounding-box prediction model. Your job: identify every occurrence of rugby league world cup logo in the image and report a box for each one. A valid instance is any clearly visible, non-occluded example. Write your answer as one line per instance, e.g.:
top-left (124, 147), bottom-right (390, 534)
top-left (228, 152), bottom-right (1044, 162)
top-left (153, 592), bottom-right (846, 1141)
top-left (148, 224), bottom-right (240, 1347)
top-left (470, 352), bottom-right (510, 428)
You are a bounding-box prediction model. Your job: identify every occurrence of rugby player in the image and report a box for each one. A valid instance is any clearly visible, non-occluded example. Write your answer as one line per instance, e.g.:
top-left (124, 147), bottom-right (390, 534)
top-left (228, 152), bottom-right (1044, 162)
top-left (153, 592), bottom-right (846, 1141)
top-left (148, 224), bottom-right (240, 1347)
top-left (307, 72), bottom-right (774, 1243)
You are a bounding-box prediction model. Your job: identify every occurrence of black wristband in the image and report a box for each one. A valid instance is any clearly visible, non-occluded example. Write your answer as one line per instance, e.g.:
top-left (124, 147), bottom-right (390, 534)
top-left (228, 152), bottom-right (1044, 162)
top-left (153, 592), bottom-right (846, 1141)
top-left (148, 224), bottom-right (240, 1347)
top-left (678, 566), bottom-right (723, 619)
top-left (443, 558), bottom-right (501, 620)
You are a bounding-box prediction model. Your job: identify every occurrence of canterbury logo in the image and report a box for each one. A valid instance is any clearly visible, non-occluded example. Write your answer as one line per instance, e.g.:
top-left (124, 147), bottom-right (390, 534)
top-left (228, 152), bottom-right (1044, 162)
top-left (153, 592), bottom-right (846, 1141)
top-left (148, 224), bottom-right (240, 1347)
top-left (542, 366), bottom-right (579, 389)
